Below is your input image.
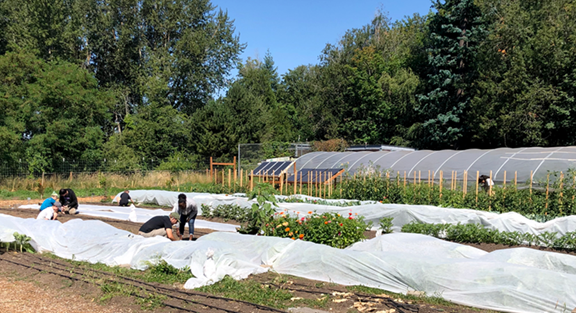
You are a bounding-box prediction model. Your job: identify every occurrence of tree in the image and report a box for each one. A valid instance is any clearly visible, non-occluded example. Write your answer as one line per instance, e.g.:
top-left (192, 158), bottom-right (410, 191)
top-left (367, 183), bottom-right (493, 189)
top-left (0, 51), bottom-right (113, 173)
top-left (416, 0), bottom-right (487, 149)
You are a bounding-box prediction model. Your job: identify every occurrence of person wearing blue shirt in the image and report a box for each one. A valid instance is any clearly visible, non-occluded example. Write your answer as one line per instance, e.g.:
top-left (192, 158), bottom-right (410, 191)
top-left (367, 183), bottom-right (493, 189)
top-left (39, 191), bottom-right (59, 211)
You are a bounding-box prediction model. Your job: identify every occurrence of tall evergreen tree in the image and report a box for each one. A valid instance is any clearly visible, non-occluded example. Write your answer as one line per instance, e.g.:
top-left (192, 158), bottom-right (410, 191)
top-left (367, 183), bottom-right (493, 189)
top-left (415, 0), bottom-right (486, 149)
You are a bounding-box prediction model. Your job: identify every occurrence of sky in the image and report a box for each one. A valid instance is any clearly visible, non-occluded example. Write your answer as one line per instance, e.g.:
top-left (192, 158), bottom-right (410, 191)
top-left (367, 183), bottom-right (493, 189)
top-left (211, 0), bottom-right (433, 77)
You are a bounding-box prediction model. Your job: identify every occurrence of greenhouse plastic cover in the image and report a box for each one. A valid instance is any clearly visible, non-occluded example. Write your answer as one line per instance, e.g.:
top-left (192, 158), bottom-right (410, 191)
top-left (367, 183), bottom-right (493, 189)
top-left (295, 146), bottom-right (576, 183)
top-left (0, 214), bottom-right (575, 313)
top-left (109, 190), bottom-right (576, 237)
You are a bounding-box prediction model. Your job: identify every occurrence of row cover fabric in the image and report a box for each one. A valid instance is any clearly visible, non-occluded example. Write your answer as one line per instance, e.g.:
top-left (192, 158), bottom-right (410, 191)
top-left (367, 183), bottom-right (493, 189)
top-left (0, 214), bottom-right (575, 313)
top-left (115, 190), bottom-right (576, 237)
top-left (18, 203), bottom-right (238, 232)
top-left (295, 146), bottom-right (576, 183)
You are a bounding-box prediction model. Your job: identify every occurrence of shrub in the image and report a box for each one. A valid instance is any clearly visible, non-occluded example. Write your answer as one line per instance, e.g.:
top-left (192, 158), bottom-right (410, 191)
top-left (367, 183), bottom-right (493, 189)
top-left (261, 210), bottom-right (371, 249)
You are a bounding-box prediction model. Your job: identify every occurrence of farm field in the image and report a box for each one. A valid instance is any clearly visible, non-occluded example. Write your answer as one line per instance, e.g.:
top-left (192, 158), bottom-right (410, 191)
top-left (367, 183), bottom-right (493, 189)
top-left (0, 205), bottom-right (506, 313)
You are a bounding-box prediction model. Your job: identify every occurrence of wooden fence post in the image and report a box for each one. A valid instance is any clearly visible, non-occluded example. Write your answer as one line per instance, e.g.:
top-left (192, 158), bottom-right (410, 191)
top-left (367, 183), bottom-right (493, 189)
top-left (475, 171), bottom-right (479, 204)
top-left (545, 173), bottom-right (550, 210)
top-left (250, 170), bottom-right (254, 191)
top-left (240, 169), bottom-right (243, 187)
top-left (228, 169), bottom-right (231, 189)
top-left (439, 171), bottom-right (443, 201)
top-left (299, 171), bottom-right (303, 195)
top-left (294, 164), bottom-right (297, 195)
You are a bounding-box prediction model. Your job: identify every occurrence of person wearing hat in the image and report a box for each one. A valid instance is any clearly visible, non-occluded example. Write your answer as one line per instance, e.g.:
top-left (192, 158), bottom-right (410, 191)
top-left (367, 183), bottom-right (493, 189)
top-left (59, 188), bottom-right (79, 214)
top-left (138, 212), bottom-right (180, 240)
top-left (37, 201), bottom-right (62, 220)
top-left (172, 193), bottom-right (198, 241)
top-left (39, 191), bottom-right (59, 211)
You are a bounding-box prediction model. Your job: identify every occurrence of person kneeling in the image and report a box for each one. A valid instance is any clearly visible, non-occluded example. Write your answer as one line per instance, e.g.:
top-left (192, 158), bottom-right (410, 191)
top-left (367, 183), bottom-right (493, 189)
top-left (138, 212), bottom-right (180, 241)
top-left (36, 202), bottom-right (62, 220)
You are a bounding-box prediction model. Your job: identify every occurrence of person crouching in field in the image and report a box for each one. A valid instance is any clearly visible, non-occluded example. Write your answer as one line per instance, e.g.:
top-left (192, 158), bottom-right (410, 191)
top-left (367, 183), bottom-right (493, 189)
top-left (39, 191), bottom-right (59, 212)
top-left (37, 201), bottom-right (62, 220)
top-left (138, 212), bottom-right (180, 241)
top-left (119, 190), bottom-right (133, 206)
top-left (59, 188), bottom-right (79, 214)
top-left (173, 193), bottom-right (198, 241)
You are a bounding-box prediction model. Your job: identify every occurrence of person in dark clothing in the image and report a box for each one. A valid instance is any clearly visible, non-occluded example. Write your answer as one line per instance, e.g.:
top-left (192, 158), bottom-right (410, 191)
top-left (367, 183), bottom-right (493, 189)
top-left (138, 212), bottom-right (180, 240)
top-left (119, 190), bottom-right (133, 206)
top-left (59, 188), bottom-right (79, 214)
top-left (173, 193), bottom-right (198, 241)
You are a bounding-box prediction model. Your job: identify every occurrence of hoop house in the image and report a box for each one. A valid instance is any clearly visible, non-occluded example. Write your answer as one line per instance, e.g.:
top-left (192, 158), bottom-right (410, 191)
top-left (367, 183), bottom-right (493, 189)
top-left (294, 146), bottom-right (576, 184)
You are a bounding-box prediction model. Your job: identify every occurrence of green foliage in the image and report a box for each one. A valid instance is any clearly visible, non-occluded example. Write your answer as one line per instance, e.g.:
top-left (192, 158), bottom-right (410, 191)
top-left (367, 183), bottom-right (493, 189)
top-left (277, 196), bottom-right (366, 207)
top-left (337, 168), bottom-right (576, 220)
top-left (201, 203), bottom-right (251, 222)
top-left (262, 211), bottom-right (371, 249)
top-left (237, 191), bottom-right (278, 235)
top-left (402, 221), bottom-right (576, 250)
top-left (144, 260), bottom-right (193, 284)
top-left (379, 217), bottom-right (394, 234)
top-left (12, 232), bottom-right (35, 253)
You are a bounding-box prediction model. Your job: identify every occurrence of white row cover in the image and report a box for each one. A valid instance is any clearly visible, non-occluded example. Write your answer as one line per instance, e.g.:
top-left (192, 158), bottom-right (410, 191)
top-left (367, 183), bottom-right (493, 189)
top-left (18, 203), bottom-right (239, 232)
top-left (117, 190), bottom-right (576, 237)
top-left (0, 214), bottom-right (574, 313)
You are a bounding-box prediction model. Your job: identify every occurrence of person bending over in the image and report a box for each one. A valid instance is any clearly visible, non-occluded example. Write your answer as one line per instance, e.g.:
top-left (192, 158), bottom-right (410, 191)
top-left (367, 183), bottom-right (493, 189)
top-left (39, 191), bottom-right (59, 211)
top-left (59, 188), bottom-right (79, 214)
top-left (138, 212), bottom-right (180, 241)
top-left (173, 193), bottom-right (198, 241)
top-left (37, 202), bottom-right (62, 220)
top-left (119, 190), bottom-right (134, 207)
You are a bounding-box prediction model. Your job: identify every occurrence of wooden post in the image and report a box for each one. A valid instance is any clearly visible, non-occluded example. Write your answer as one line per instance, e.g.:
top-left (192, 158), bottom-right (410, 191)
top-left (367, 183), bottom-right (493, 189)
top-left (462, 171), bottom-right (467, 198)
top-left (222, 169), bottom-right (225, 187)
top-left (503, 171), bottom-right (506, 189)
top-left (559, 172), bottom-right (564, 210)
top-left (69, 171), bottom-right (73, 181)
top-left (280, 173), bottom-right (284, 195)
top-left (299, 171), bottom-right (303, 195)
top-left (489, 170), bottom-right (493, 197)
top-left (228, 168), bottom-right (231, 189)
top-left (514, 171), bottom-right (517, 188)
top-left (475, 171), bottom-right (479, 204)
top-left (439, 171), bottom-right (443, 200)
top-left (210, 157), bottom-right (213, 176)
top-left (428, 170), bottom-right (431, 187)
top-left (530, 170), bottom-right (533, 195)
top-left (234, 166), bottom-right (237, 185)
top-left (240, 169), bottom-right (243, 187)
top-left (41, 172), bottom-right (45, 187)
top-left (294, 164), bottom-right (297, 195)
top-left (250, 170), bottom-right (254, 191)
top-left (403, 171), bottom-right (407, 187)
top-left (397, 171), bottom-right (400, 187)
top-left (545, 173), bottom-right (550, 210)
top-left (233, 156), bottom-right (236, 178)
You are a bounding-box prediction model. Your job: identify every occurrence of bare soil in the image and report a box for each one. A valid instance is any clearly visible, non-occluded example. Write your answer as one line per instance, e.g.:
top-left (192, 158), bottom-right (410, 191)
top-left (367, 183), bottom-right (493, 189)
top-left (0, 201), bottom-right (525, 313)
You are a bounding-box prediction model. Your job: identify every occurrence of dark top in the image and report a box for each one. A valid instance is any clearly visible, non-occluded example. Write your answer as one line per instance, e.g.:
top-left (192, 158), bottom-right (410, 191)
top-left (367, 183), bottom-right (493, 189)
top-left (119, 193), bottom-right (131, 205)
top-left (139, 216), bottom-right (172, 233)
top-left (59, 189), bottom-right (78, 209)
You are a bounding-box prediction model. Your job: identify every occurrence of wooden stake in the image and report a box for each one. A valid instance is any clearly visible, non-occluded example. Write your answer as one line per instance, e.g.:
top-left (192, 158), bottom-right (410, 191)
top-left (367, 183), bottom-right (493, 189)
top-left (530, 170), bottom-right (533, 195)
top-left (403, 171), bottom-right (407, 187)
top-left (514, 171), bottom-right (517, 188)
top-left (250, 170), bottom-right (254, 191)
top-left (280, 173), bottom-right (283, 195)
top-left (545, 173), bottom-right (550, 210)
top-left (294, 164), bottom-right (297, 195)
top-left (428, 170), bottom-right (431, 187)
top-left (299, 171), bottom-right (303, 194)
top-left (503, 171), bottom-right (506, 189)
top-left (489, 170), bottom-right (493, 197)
top-left (559, 172), bottom-right (564, 210)
top-left (228, 168), bottom-right (231, 189)
top-left (222, 169), bottom-right (224, 187)
top-left (439, 171), bottom-right (443, 200)
top-left (240, 169), bottom-right (243, 187)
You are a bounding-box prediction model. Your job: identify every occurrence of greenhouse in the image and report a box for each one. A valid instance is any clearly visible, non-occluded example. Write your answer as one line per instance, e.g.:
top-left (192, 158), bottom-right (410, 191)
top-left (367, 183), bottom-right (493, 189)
top-left (293, 146), bottom-right (576, 184)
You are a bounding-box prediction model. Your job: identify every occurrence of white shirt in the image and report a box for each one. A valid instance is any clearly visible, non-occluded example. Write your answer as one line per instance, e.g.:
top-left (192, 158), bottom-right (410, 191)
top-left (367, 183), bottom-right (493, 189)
top-left (37, 209), bottom-right (54, 220)
top-left (486, 178), bottom-right (495, 186)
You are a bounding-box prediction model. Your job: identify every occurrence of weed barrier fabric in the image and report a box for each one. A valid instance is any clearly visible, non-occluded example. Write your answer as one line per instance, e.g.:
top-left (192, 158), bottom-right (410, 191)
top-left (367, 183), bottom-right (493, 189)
top-left (115, 190), bottom-right (576, 236)
top-left (1, 214), bottom-right (575, 313)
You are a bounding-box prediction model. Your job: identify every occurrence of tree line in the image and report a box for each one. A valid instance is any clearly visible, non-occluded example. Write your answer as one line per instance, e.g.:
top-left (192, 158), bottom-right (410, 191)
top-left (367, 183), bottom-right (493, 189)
top-left (0, 0), bottom-right (575, 174)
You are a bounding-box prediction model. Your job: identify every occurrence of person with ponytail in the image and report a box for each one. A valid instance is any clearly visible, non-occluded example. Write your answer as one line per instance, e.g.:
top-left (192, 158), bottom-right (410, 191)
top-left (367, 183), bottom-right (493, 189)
top-left (172, 193), bottom-right (198, 241)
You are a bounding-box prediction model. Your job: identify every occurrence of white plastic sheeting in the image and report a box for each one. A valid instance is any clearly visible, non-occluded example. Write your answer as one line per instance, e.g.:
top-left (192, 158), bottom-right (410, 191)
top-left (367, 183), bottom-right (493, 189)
top-left (1, 214), bottom-right (575, 313)
top-left (18, 203), bottom-right (239, 232)
top-left (117, 190), bottom-right (576, 236)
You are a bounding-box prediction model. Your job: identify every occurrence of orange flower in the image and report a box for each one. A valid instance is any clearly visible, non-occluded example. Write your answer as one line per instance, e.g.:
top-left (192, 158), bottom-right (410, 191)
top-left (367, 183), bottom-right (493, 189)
top-left (324, 221), bottom-right (328, 224)
top-left (291, 237), bottom-right (296, 240)
top-left (308, 211), bottom-right (312, 214)
top-left (299, 234), bottom-right (304, 239)
top-left (337, 214), bottom-right (340, 217)
top-left (285, 227), bottom-right (290, 232)
top-left (280, 212), bottom-right (284, 215)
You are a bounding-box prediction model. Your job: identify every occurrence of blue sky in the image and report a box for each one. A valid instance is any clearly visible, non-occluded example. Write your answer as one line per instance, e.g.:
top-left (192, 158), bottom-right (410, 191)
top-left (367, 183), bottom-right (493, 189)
top-left (211, 0), bottom-right (433, 77)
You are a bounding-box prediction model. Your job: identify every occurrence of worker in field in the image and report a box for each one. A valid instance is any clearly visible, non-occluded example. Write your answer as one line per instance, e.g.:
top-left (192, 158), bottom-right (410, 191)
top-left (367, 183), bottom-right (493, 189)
top-left (478, 174), bottom-right (494, 194)
top-left (39, 191), bottom-right (59, 211)
top-left (59, 188), bottom-right (79, 214)
top-left (173, 193), bottom-right (198, 241)
top-left (118, 190), bottom-right (134, 206)
top-left (138, 212), bottom-right (180, 240)
top-left (37, 201), bottom-right (62, 220)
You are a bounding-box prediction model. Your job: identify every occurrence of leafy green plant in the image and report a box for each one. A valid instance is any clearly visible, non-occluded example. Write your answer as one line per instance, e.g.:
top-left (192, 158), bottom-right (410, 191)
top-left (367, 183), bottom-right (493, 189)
top-left (237, 191), bottom-right (277, 235)
top-left (379, 217), bottom-right (394, 234)
top-left (12, 232), bottom-right (34, 253)
top-left (201, 203), bottom-right (251, 222)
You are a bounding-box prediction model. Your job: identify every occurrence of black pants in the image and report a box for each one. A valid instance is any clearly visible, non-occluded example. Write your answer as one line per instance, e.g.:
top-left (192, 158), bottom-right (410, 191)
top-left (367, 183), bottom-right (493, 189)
top-left (179, 213), bottom-right (196, 236)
